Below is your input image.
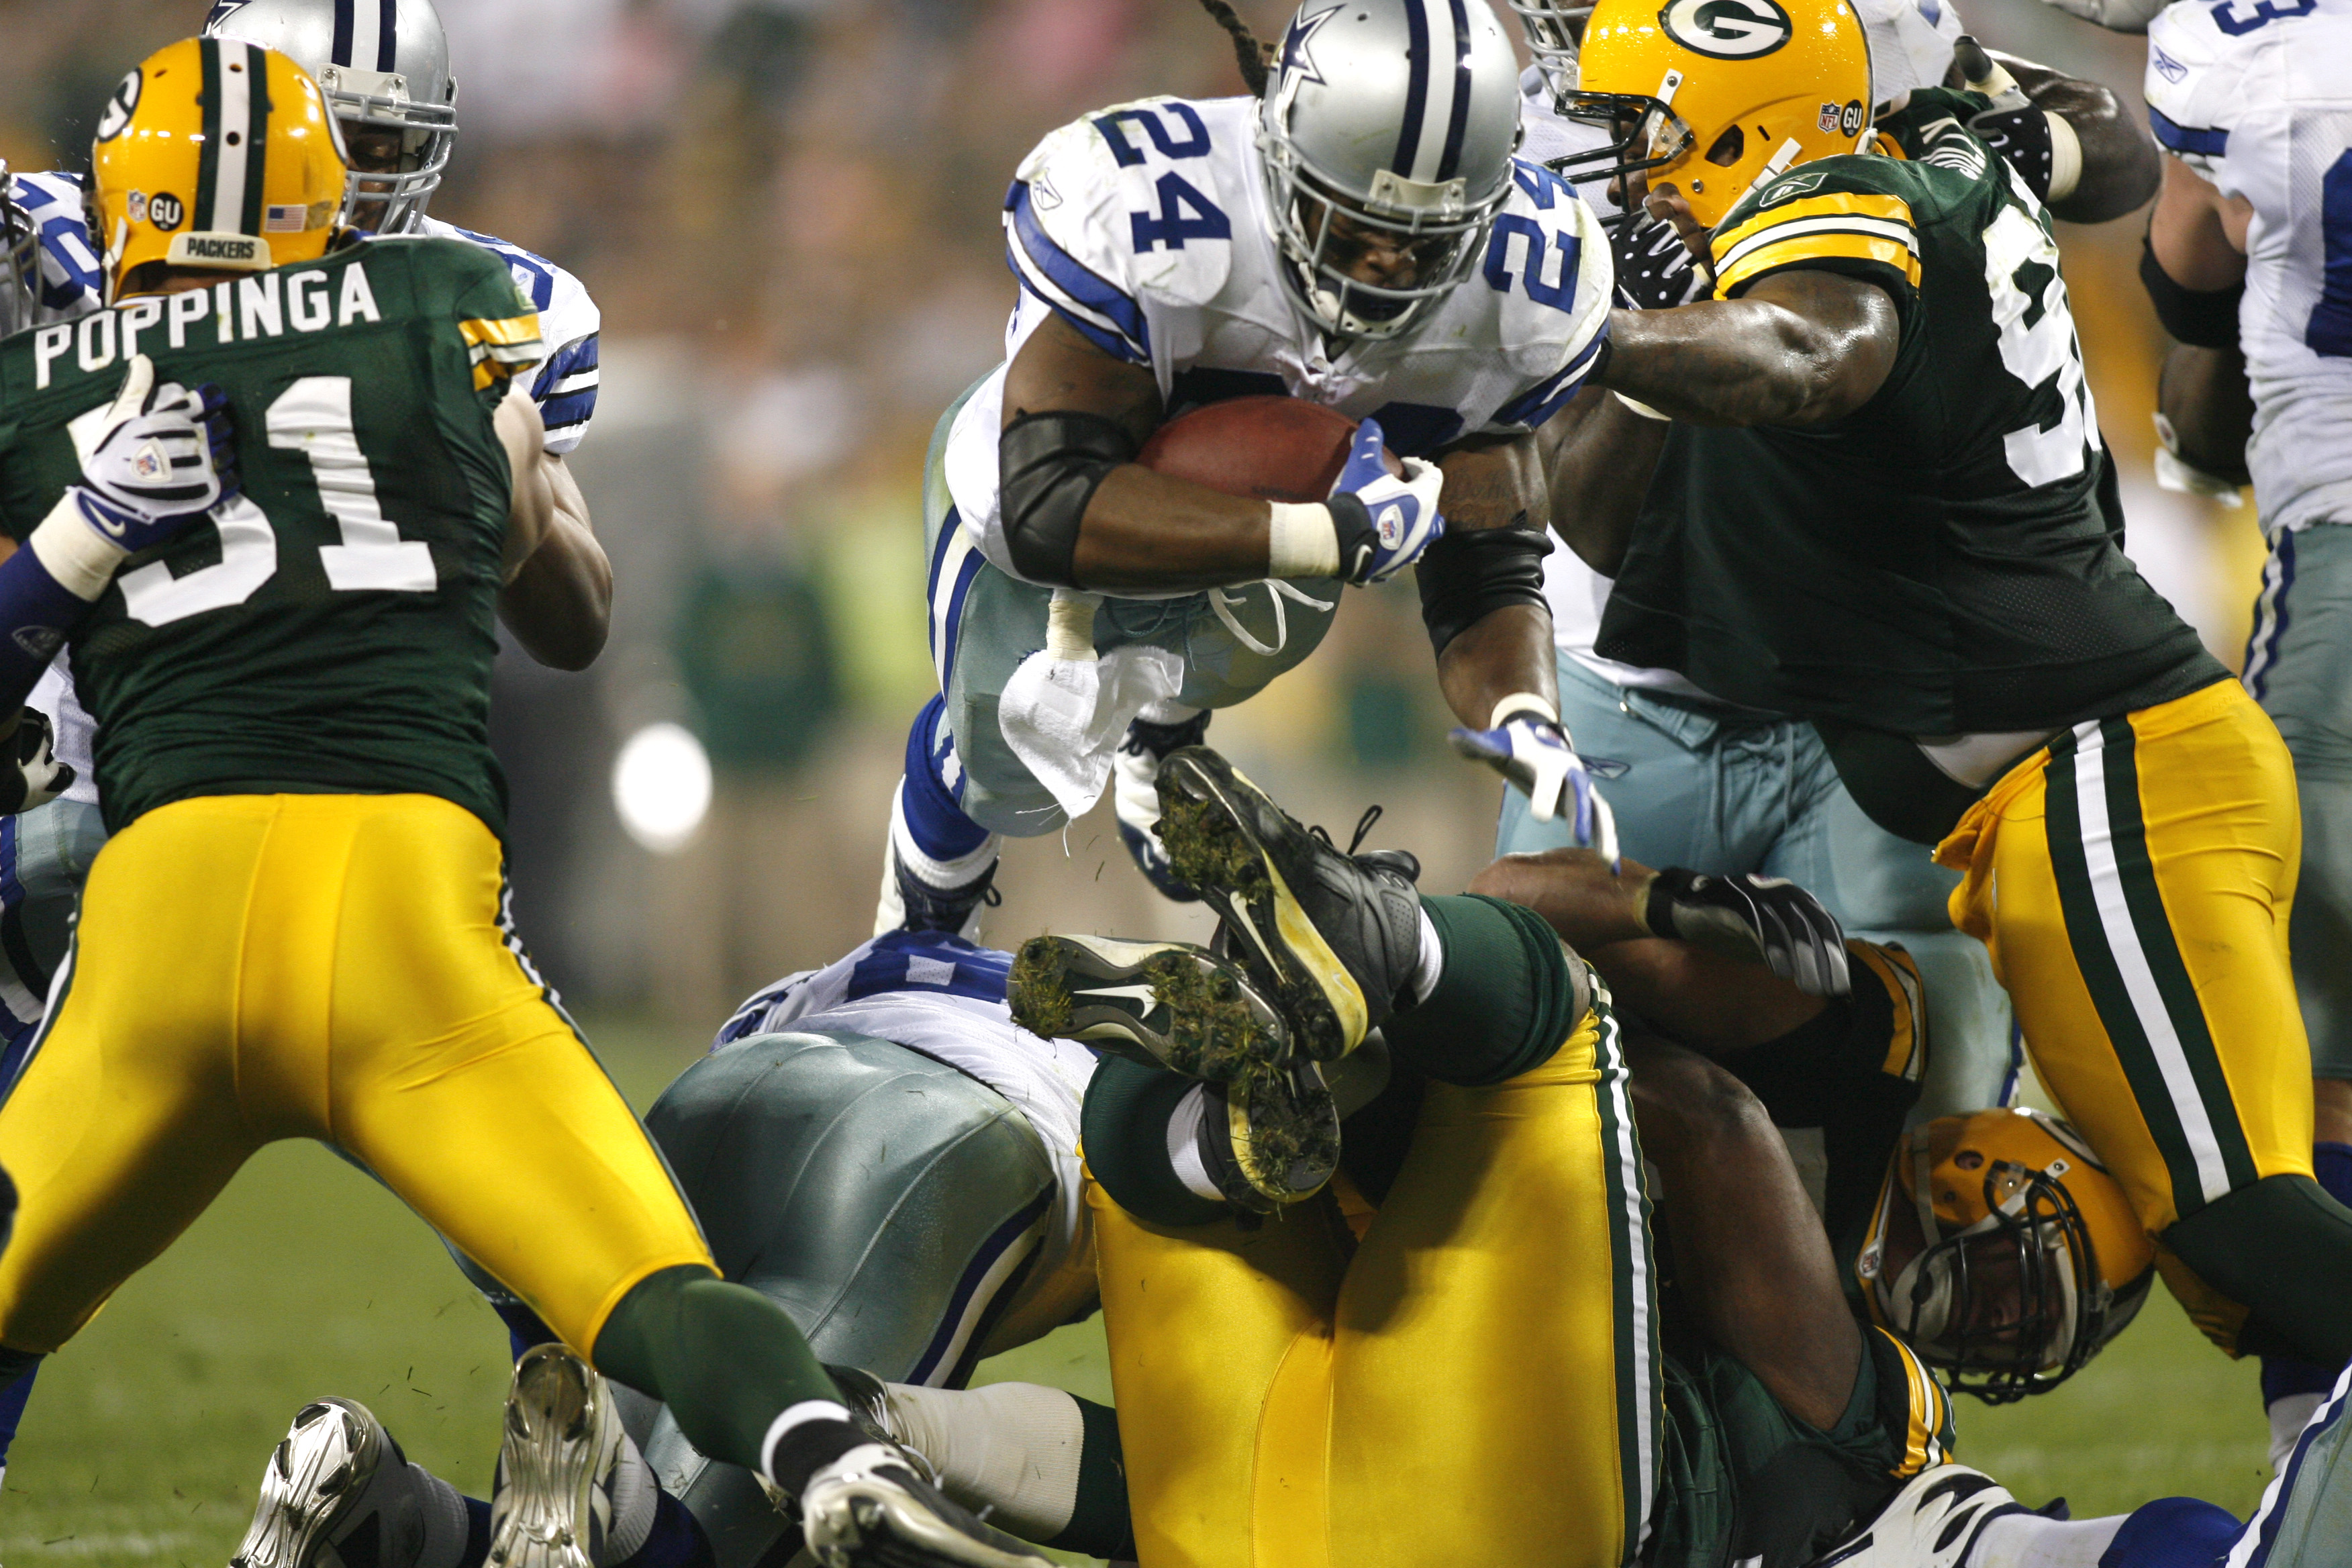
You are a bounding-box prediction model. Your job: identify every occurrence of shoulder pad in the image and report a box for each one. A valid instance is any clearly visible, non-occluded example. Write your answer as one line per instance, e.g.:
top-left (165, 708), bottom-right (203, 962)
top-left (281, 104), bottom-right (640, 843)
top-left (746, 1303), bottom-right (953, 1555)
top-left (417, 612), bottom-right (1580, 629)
top-left (1004, 96), bottom-right (1246, 360)
top-left (1479, 162), bottom-right (1615, 422)
top-left (1715, 154), bottom-right (1926, 301)
top-left (416, 216), bottom-right (602, 452)
top-left (2145, 2), bottom-right (2255, 173)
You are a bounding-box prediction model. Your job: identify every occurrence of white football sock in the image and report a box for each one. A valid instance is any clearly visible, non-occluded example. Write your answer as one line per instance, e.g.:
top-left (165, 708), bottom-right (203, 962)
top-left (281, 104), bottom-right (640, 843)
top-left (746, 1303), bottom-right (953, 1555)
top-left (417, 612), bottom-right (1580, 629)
top-left (881, 1381), bottom-right (1085, 1544)
top-left (596, 1428), bottom-right (658, 1568)
top-left (1410, 906), bottom-right (1444, 1003)
top-left (2271, 1392), bottom-right (2325, 1472)
top-left (1973, 1512), bottom-right (2128, 1568)
top-left (890, 785), bottom-right (1001, 891)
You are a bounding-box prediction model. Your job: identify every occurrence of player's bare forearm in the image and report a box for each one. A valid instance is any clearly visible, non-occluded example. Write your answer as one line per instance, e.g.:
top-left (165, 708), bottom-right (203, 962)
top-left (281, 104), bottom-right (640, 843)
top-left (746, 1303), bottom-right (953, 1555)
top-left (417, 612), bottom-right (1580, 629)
top-left (1004, 312), bottom-right (1277, 591)
top-left (1991, 50), bottom-right (2159, 222)
top-left (1438, 603), bottom-right (1558, 730)
top-left (1472, 847), bottom-right (1655, 948)
top-left (1538, 385), bottom-right (1669, 576)
top-left (2151, 154), bottom-right (2251, 287)
top-left (1599, 272), bottom-right (1899, 428)
top-left (499, 456), bottom-right (611, 671)
top-left (496, 388), bottom-right (556, 583)
top-left (2159, 342), bottom-right (2254, 484)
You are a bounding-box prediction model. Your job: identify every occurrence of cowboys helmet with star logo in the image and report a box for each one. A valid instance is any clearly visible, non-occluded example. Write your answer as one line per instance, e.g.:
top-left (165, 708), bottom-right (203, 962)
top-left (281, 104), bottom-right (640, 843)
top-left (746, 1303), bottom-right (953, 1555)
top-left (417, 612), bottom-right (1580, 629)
top-left (1563, 0), bottom-right (1875, 229)
top-left (1255, 0), bottom-right (1524, 340)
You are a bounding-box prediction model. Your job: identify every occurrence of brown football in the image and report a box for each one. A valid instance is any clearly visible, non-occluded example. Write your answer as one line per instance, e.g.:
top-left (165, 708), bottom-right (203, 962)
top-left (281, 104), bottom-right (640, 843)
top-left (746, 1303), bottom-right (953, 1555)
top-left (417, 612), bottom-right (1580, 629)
top-left (1136, 395), bottom-right (1398, 503)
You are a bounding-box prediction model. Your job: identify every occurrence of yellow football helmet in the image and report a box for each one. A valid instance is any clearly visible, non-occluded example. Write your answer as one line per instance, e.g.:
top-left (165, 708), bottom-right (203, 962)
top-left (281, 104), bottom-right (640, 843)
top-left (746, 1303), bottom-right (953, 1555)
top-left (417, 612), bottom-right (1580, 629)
top-left (87, 36), bottom-right (348, 303)
top-left (1565, 0), bottom-right (1877, 229)
top-left (1858, 1108), bottom-right (2157, 1404)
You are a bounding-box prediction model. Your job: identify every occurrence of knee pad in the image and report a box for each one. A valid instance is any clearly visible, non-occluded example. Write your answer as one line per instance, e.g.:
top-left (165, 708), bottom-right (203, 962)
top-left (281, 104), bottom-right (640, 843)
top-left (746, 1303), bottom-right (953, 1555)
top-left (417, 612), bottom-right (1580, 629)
top-left (2165, 1174), bottom-right (2352, 1364)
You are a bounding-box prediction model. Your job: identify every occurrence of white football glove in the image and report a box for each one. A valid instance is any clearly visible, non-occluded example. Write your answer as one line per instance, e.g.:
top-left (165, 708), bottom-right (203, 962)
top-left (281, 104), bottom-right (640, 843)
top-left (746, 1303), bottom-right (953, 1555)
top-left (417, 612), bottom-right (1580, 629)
top-left (1450, 714), bottom-right (1621, 866)
top-left (1327, 418), bottom-right (1444, 585)
top-left (70, 354), bottom-right (236, 554)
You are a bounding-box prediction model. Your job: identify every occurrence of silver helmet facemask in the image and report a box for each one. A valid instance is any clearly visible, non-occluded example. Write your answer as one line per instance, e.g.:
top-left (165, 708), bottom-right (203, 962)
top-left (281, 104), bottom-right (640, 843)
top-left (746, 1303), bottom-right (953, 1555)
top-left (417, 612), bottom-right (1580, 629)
top-left (0, 166), bottom-right (37, 338)
top-left (1255, 1), bottom-right (1523, 341)
top-left (203, 0), bottom-right (458, 234)
top-left (1507, 0), bottom-right (1594, 109)
top-left (1873, 1140), bottom-right (2151, 1406)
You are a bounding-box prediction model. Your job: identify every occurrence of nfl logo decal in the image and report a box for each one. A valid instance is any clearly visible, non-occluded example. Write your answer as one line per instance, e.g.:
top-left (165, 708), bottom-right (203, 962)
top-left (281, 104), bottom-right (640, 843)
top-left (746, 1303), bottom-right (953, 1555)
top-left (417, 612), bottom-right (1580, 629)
top-left (1818, 102), bottom-right (1841, 133)
top-left (128, 190), bottom-right (148, 224)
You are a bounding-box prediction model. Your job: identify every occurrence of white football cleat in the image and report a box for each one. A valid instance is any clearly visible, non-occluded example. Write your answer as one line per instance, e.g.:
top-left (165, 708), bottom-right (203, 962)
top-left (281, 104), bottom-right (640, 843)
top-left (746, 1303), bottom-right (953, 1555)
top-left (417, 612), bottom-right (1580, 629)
top-left (1814, 1464), bottom-right (2026, 1568)
top-left (799, 1442), bottom-right (1052, 1567)
top-left (487, 1345), bottom-right (628, 1568)
top-left (1114, 709), bottom-right (1211, 902)
top-left (230, 1396), bottom-right (444, 1568)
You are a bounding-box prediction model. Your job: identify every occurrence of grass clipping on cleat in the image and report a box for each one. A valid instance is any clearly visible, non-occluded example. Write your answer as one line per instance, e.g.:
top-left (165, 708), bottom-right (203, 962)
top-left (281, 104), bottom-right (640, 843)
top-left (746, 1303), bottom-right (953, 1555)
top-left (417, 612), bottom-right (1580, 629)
top-left (1009, 938), bottom-right (1075, 1039)
top-left (1235, 1068), bottom-right (1340, 1195)
top-left (1157, 791), bottom-right (1269, 899)
top-left (1145, 950), bottom-right (1271, 1080)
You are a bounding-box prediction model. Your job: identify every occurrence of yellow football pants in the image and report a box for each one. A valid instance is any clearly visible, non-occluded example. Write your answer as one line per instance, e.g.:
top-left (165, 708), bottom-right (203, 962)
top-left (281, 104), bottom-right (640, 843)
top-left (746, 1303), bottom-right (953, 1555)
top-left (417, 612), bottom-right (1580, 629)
top-left (1937, 679), bottom-right (2313, 1346)
top-left (0, 793), bottom-right (715, 1357)
top-left (1091, 1006), bottom-right (1659, 1568)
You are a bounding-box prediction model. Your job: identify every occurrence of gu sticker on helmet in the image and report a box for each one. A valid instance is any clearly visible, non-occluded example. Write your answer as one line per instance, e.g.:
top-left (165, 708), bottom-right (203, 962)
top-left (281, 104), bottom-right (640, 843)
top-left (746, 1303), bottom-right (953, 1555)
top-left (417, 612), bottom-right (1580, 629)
top-left (147, 192), bottom-right (184, 232)
top-left (1659, 0), bottom-right (1795, 58)
top-left (95, 69), bottom-right (142, 143)
top-left (1841, 99), bottom-right (1865, 134)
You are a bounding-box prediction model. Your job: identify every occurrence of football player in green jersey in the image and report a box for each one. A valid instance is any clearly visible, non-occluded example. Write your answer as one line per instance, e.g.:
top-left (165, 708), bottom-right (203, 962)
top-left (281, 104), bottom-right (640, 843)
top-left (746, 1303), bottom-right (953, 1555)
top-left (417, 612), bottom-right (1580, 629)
top-left (1555, 0), bottom-right (2352, 1392)
top-left (0, 36), bottom-right (1044, 1568)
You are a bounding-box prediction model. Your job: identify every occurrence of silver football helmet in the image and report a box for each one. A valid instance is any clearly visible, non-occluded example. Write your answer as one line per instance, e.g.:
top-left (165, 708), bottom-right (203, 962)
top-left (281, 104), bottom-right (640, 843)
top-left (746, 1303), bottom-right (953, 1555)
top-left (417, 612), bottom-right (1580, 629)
top-left (0, 164), bottom-right (36, 338)
top-left (201, 0), bottom-right (458, 234)
top-left (1507, 0), bottom-right (1592, 108)
top-left (1257, 0), bottom-right (1524, 340)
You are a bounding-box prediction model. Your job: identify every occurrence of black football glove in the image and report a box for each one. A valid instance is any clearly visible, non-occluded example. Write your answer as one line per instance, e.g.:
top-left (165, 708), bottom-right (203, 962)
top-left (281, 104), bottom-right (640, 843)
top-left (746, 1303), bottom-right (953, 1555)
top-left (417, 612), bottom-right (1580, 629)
top-left (0, 708), bottom-right (74, 816)
top-left (1645, 867), bottom-right (1851, 996)
top-left (1610, 209), bottom-right (1707, 312)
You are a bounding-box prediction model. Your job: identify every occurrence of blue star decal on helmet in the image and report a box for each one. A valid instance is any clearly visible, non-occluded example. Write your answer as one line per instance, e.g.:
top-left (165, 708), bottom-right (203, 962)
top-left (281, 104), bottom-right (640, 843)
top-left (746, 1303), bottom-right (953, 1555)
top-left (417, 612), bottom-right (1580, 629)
top-left (1278, 5), bottom-right (1342, 87)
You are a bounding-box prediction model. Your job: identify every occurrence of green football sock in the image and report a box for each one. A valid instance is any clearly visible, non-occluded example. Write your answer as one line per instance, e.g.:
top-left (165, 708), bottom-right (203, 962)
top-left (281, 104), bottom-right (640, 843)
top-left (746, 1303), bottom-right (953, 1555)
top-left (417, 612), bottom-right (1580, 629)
top-left (1382, 893), bottom-right (1585, 1087)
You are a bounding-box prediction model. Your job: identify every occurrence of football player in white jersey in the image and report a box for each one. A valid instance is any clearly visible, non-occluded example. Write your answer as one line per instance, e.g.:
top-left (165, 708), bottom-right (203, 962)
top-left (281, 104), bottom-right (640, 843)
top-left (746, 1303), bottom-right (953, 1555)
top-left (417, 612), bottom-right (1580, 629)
top-left (2120, 0), bottom-right (2352, 1466)
top-left (877, 0), bottom-right (1622, 940)
top-left (0, 0), bottom-right (613, 1506)
top-left (230, 930), bottom-right (1130, 1568)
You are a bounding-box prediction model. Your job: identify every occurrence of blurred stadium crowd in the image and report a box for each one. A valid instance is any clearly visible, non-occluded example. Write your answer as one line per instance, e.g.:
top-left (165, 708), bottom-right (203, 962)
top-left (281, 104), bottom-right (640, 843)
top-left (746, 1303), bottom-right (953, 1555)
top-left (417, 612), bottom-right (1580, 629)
top-left (0, 0), bottom-right (2262, 1020)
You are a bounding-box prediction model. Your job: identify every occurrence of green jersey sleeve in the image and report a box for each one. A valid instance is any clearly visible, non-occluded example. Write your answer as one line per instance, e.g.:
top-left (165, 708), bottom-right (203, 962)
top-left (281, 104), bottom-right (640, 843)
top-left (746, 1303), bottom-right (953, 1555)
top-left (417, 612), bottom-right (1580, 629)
top-left (1709, 156), bottom-right (1926, 309)
top-left (427, 240), bottom-right (547, 411)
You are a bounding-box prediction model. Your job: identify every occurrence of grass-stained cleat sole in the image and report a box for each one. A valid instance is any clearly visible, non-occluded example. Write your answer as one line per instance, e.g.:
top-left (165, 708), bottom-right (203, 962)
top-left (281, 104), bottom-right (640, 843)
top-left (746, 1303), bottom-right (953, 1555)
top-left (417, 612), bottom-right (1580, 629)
top-left (488, 1344), bottom-right (620, 1568)
top-left (1008, 935), bottom-right (1289, 1080)
top-left (1222, 1063), bottom-right (1342, 1210)
top-left (230, 1398), bottom-right (391, 1568)
top-left (800, 1443), bottom-right (1053, 1567)
top-left (1157, 747), bottom-right (1420, 1061)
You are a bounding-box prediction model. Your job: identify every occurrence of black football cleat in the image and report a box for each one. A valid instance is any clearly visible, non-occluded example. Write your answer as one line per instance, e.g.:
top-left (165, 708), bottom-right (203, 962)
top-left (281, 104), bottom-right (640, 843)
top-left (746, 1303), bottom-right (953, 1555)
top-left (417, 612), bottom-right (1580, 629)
top-left (1198, 1062), bottom-right (1344, 1211)
top-left (1009, 934), bottom-right (1291, 1080)
top-left (1154, 747), bottom-right (1422, 1061)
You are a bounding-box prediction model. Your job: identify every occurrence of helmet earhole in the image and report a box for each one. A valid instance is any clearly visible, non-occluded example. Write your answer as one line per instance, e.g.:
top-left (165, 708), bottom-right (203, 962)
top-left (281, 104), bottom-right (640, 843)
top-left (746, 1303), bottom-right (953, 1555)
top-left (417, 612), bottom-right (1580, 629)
top-left (1705, 126), bottom-right (1744, 166)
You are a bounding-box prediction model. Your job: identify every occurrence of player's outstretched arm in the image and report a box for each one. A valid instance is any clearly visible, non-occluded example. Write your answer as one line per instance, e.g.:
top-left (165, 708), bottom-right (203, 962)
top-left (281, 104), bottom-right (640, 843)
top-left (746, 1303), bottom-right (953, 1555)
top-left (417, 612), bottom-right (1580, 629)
top-left (494, 390), bottom-right (611, 671)
top-left (1598, 264), bottom-right (1900, 429)
top-left (1969, 46), bottom-right (2161, 224)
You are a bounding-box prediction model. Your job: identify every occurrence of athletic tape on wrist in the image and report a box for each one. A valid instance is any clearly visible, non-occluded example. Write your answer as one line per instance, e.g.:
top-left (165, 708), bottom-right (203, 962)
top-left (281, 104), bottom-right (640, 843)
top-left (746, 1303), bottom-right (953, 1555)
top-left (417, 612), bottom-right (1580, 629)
top-left (1488, 692), bottom-right (1560, 731)
top-left (1266, 501), bottom-right (1340, 579)
top-left (2047, 111), bottom-right (2082, 202)
top-left (30, 490), bottom-right (132, 603)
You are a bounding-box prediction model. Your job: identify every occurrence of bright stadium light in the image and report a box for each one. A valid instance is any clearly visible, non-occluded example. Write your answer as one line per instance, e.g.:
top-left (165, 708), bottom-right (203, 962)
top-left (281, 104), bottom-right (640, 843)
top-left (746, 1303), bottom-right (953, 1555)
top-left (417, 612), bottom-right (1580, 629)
top-left (612, 722), bottom-right (712, 854)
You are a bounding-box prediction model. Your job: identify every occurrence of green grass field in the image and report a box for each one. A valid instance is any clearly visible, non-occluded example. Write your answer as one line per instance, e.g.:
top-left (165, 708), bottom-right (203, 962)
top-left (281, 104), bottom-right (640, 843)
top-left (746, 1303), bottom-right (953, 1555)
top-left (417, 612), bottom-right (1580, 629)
top-left (0, 1019), bottom-right (2274, 1565)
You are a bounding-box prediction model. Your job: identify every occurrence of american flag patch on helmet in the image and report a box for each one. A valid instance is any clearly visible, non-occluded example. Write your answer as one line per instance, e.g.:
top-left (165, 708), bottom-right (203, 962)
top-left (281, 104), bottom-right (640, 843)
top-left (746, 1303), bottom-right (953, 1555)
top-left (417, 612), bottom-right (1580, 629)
top-left (263, 203), bottom-right (307, 233)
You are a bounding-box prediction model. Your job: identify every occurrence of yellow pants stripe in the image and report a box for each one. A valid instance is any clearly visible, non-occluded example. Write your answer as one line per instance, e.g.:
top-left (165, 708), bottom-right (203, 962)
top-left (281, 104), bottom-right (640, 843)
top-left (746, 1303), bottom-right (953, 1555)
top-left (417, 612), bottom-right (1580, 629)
top-left (0, 793), bottom-right (716, 1356)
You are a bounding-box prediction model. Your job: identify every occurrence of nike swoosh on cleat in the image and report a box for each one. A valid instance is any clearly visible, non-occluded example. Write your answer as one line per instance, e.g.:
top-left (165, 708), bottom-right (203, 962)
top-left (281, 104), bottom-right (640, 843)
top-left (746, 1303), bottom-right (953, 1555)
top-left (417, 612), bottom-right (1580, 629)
top-left (1077, 983), bottom-right (1161, 1007)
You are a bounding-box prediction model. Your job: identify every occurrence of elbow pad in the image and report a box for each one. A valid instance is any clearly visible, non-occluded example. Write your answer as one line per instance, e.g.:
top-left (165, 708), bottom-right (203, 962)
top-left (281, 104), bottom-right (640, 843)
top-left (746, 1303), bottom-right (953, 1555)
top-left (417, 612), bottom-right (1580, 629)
top-left (998, 410), bottom-right (1138, 588)
top-left (1415, 524), bottom-right (1549, 658)
top-left (2140, 237), bottom-right (2244, 349)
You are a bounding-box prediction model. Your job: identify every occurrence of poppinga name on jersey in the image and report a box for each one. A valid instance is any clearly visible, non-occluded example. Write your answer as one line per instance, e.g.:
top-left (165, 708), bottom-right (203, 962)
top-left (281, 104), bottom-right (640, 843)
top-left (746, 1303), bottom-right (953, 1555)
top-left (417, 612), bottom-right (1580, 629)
top-left (30, 261), bottom-right (383, 390)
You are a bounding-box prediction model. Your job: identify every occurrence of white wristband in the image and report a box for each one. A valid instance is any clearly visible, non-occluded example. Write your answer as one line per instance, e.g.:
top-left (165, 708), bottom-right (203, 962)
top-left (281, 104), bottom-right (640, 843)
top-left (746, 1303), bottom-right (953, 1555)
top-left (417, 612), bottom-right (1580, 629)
top-left (1489, 692), bottom-right (1560, 731)
top-left (29, 490), bottom-right (132, 603)
top-left (2045, 109), bottom-right (2083, 202)
top-left (1266, 501), bottom-right (1340, 579)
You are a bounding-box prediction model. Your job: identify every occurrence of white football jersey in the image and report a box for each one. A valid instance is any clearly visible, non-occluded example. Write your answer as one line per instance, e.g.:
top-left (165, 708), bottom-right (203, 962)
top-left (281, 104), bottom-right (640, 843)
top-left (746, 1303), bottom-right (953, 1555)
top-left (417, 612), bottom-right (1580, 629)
top-left (716, 932), bottom-right (1101, 1340)
top-left (3, 175), bottom-right (604, 802)
top-left (943, 93), bottom-right (1615, 591)
top-left (2147, 0), bottom-right (2352, 536)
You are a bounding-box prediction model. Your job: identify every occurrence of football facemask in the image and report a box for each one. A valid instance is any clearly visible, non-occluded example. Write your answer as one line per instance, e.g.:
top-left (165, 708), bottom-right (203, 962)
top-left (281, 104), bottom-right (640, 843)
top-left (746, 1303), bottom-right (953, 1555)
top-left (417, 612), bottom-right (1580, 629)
top-left (0, 166), bottom-right (36, 338)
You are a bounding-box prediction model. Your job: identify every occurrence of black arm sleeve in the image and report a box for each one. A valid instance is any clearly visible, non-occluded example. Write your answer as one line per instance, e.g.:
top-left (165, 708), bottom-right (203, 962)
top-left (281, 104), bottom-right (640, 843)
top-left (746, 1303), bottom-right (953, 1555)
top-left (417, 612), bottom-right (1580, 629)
top-left (2140, 235), bottom-right (2245, 350)
top-left (997, 410), bottom-right (1139, 587)
top-left (1414, 524), bottom-right (1550, 657)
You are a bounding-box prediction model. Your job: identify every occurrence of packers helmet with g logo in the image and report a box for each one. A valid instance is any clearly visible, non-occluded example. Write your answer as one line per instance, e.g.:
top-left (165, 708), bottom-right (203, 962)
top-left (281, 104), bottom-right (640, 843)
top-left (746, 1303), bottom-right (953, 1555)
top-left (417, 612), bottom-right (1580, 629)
top-left (87, 36), bottom-right (348, 303)
top-left (1563, 0), bottom-right (1875, 229)
top-left (1857, 1108), bottom-right (2157, 1404)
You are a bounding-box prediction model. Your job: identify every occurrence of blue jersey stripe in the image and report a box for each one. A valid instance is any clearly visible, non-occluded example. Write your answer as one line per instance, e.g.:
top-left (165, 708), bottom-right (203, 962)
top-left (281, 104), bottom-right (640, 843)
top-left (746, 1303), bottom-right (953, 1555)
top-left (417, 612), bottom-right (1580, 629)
top-left (2149, 106), bottom-right (2227, 158)
top-left (1438, 0), bottom-right (1475, 182)
top-left (1395, 0), bottom-right (1433, 177)
top-left (1004, 181), bottom-right (1150, 362)
top-left (1494, 324), bottom-right (1610, 428)
top-left (536, 389), bottom-right (598, 432)
top-left (939, 544), bottom-right (988, 691)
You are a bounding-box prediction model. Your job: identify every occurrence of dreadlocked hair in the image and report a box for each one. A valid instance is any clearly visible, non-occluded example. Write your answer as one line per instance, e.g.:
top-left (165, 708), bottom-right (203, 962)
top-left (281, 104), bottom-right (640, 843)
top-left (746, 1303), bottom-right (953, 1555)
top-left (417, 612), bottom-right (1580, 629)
top-left (1196, 0), bottom-right (1275, 97)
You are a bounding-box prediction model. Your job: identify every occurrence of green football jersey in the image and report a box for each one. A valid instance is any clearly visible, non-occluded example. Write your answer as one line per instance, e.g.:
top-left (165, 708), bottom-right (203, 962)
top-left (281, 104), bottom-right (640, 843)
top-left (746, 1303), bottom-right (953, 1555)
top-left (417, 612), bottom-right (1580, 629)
top-left (0, 237), bottom-right (544, 834)
top-left (1598, 91), bottom-right (2224, 736)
